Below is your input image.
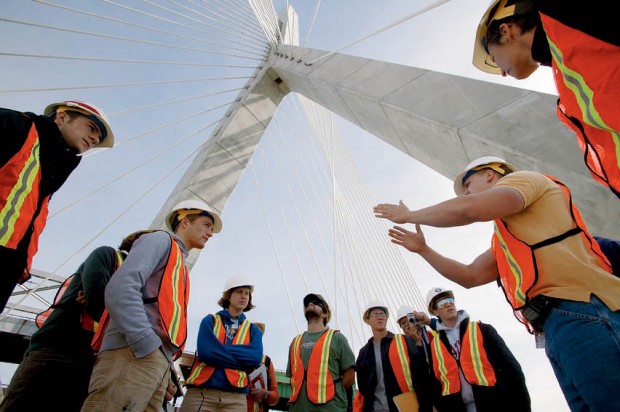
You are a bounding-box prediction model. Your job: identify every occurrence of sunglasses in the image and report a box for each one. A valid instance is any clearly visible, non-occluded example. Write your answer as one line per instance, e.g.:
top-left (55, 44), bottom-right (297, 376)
top-left (306, 300), bottom-right (326, 311)
top-left (436, 297), bottom-right (455, 309)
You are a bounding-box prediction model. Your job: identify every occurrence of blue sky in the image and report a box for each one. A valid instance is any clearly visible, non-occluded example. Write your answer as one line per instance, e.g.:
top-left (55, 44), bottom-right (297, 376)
top-left (1, 1), bottom-right (566, 409)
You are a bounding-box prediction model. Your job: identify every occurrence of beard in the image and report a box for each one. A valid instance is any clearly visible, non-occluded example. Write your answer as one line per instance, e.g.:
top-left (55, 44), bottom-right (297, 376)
top-left (304, 308), bottom-right (322, 322)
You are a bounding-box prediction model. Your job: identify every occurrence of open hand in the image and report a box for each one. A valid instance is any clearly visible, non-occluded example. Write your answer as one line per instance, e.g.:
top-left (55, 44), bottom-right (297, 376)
top-left (374, 200), bottom-right (411, 224)
top-left (388, 224), bottom-right (427, 253)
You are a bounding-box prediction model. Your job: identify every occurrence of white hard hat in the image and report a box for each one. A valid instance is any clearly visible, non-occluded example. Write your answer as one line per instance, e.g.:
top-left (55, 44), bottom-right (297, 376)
top-left (165, 199), bottom-right (222, 233)
top-left (44, 100), bottom-right (115, 148)
top-left (473, 0), bottom-right (536, 74)
top-left (363, 301), bottom-right (389, 324)
top-left (396, 305), bottom-right (415, 322)
top-left (426, 287), bottom-right (455, 313)
top-left (223, 275), bottom-right (254, 293)
top-left (453, 156), bottom-right (515, 195)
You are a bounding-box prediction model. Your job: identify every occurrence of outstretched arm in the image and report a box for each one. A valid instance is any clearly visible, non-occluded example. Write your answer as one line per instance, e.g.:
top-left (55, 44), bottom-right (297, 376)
top-left (389, 224), bottom-right (498, 288)
top-left (374, 186), bottom-right (524, 227)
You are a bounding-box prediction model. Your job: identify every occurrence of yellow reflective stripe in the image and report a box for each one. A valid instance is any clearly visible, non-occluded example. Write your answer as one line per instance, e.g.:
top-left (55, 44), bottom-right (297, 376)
top-left (167, 247), bottom-right (185, 344)
top-left (468, 323), bottom-right (489, 386)
top-left (317, 329), bottom-right (335, 404)
top-left (494, 225), bottom-right (527, 305)
top-left (233, 320), bottom-right (251, 344)
top-left (394, 335), bottom-right (413, 391)
top-left (291, 334), bottom-right (304, 395)
top-left (186, 362), bottom-right (206, 384)
top-left (433, 337), bottom-right (451, 396)
top-left (0, 140), bottom-right (41, 244)
top-left (549, 38), bottom-right (620, 168)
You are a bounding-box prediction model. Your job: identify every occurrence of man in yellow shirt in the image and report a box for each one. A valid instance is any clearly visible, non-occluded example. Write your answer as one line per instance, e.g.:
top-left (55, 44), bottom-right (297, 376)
top-left (374, 156), bottom-right (620, 411)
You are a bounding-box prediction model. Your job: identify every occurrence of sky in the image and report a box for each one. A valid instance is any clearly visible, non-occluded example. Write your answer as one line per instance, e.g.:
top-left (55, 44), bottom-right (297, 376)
top-left (0, 0), bottom-right (567, 410)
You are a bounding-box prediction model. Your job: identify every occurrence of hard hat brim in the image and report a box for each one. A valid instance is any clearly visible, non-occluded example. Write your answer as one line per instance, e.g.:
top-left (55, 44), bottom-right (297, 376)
top-left (165, 206), bottom-right (222, 233)
top-left (44, 101), bottom-right (115, 149)
top-left (453, 157), bottom-right (515, 195)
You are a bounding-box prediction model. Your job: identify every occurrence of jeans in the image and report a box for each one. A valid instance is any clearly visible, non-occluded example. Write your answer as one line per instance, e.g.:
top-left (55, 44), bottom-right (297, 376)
top-left (543, 295), bottom-right (620, 412)
top-left (0, 348), bottom-right (94, 412)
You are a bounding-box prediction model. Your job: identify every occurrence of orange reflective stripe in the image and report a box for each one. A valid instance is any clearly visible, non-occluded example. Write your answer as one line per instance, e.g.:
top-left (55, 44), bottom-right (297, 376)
top-left (0, 124), bottom-right (42, 250)
top-left (35, 274), bottom-right (73, 328)
top-left (431, 334), bottom-right (459, 396)
top-left (492, 220), bottom-right (533, 309)
top-left (185, 314), bottom-right (252, 387)
top-left (288, 333), bottom-right (305, 402)
top-left (158, 237), bottom-right (190, 353)
top-left (460, 322), bottom-right (497, 387)
top-left (388, 334), bottom-right (413, 393)
top-left (431, 322), bottom-right (496, 396)
top-left (542, 14), bottom-right (620, 197)
top-left (289, 329), bottom-right (336, 405)
top-left (493, 175), bottom-right (612, 327)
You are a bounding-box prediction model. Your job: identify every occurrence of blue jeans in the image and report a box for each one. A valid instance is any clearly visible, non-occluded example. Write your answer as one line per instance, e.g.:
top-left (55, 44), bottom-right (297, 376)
top-left (543, 295), bottom-right (620, 412)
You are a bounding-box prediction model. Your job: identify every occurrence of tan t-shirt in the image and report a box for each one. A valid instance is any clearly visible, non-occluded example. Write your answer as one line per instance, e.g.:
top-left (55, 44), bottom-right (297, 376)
top-left (494, 171), bottom-right (620, 311)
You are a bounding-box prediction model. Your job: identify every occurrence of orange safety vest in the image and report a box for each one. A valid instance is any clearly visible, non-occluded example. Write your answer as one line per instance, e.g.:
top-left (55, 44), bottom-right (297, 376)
top-left (431, 322), bottom-right (497, 396)
top-left (0, 121), bottom-right (49, 281)
top-left (492, 176), bottom-right (611, 329)
top-left (248, 355), bottom-right (270, 412)
top-left (185, 314), bottom-right (252, 387)
top-left (541, 13), bottom-right (620, 199)
top-left (388, 334), bottom-right (415, 394)
top-left (35, 249), bottom-right (124, 330)
top-left (92, 235), bottom-right (190, 358)
top-left (288, 328), bottom-right (337, 405)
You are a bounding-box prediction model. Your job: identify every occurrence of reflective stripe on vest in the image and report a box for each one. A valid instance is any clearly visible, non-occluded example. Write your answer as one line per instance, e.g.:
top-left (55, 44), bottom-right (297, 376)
top-left (185, 314), bottom-right (252, 387)
top-left (492, 176), bottom-right (612, 320)
top-left (91, 236), bottom-right (189, 356)
top-left (250, 354), bottom-right (269, 412)
top-left (288, 329), bottom-right (337, 405)
top-left (431, 322), bottom-right (496, 396)
top-left (431, 333), bottom-right (460, 396)
top-left (387, 334), bottom-right (414, 393)
top-left (541, 14), bottom-right (620, 198)
top-left (158, 236), bottom-right (190, 355)
top-left (36, 250), bottom-right (124, 330)
top-left (0, 122), bottom-right (49, 278)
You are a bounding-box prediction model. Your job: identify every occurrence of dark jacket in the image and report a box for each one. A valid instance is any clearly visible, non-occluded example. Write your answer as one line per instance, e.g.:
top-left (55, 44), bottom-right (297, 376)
top-left (0, 108), bottom-right (81, 267)
top-left (429, 317), bottom-right (531, 412)
top-left (356, 332), bottom-right (432, 412)
top-left (28, 246), bottom-right (119, 360)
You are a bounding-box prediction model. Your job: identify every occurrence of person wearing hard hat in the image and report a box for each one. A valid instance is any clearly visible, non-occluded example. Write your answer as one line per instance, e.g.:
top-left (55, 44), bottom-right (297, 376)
top-left (374, 156), bottom-right (620, 411)
top-left (0, 100), bottom-right (115, 313)
top-left (354, 302), bottom-right (433, 412)
top-left (180, 275), bottom-right (263, 412)
top-left (418, 287), bottom-right (531, 412)
top-left (396, 304), bottom-right (428, 347)
top-left (82, 200), bottom-right (221, 411)
top-left (0, 229), bottom-right (151, 412)
top-left (472, 0), bottom-right (620, 199)
top-left (286, 293), bottom-right (356, 412)
top-left (245, 322), bottom-right (280, 412)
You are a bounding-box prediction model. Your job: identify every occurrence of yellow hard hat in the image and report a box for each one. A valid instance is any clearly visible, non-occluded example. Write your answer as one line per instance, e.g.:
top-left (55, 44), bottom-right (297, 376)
top-left (44, 100), bottom-right (114, 148)
top-left (472, 0), bottom-right (536, 74)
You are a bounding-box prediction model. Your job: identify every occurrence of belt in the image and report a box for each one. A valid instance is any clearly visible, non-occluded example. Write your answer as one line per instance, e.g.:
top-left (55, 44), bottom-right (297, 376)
top-left (520, 295), bottom-right (562, 333)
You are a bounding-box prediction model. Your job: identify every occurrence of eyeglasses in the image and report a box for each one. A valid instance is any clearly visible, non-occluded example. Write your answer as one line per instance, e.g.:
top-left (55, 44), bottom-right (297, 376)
top-left (369, 312), bottom-right (386, 319)
top-left (436, 297), bottom-right (455, 309)
top-left (306, 300), bottom-right (326, 311)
